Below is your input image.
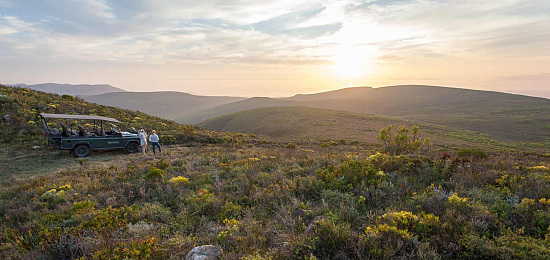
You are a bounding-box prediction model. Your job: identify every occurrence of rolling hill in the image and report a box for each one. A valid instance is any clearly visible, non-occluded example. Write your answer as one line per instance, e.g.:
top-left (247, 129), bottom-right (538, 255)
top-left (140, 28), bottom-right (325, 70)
top-left (194, 85), bottom-right (550, 144)
top-left (199, 106), bottom-right (522, 149)
top-left (68, 84), bottom-right (550, 144)
top-left (175, 97), bottom-right (299, 123)
top-left (83, 91), bottom-right (246, 121)
top-left (10, 83), bottom-right (126, 96)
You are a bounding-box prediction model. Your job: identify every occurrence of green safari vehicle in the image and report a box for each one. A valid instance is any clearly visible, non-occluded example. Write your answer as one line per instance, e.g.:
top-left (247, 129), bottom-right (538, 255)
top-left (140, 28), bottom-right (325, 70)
top-left (39, 113), bottom-right (141, 157)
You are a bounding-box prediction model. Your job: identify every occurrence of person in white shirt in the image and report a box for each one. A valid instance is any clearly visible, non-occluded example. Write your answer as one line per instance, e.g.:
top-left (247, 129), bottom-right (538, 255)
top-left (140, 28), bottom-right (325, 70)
top-left (149, 130), bottom-right (161, 155)
top-left (138, 129), bottom-right (147, 155)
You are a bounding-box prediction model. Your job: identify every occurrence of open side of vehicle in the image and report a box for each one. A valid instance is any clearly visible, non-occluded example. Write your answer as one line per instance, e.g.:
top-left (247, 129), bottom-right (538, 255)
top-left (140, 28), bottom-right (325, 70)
top-left (39, 113), bottom-right (141, 157)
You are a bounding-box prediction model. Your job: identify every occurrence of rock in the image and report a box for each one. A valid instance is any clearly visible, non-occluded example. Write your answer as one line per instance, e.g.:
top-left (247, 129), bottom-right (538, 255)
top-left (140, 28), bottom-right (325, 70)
top-left (334, 251), bottom-right (351, 260)
top-left (305, 216), bottom-right (328, 234)
top-left (185, 245), bottom-right (223, 260)
top-left (2, 114), bottom-right (10, 122)
top-left (292, 209), bottom-right (308, 219)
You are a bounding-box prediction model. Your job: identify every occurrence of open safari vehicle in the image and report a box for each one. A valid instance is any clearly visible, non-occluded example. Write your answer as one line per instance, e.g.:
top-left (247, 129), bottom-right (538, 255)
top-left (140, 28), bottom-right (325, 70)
top-left (39, 113), bottom-right (141, 157)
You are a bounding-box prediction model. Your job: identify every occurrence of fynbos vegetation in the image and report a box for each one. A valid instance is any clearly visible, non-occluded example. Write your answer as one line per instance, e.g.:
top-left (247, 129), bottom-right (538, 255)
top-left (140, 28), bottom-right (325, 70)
top-left (1, 85), bottom-right (549, 259)
top-left (378, 125), bottom-right (429, 155)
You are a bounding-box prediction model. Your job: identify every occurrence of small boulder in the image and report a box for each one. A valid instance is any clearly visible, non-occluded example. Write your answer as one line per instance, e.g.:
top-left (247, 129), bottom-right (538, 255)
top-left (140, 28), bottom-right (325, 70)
top-left (305, 216), bottom-right (328, 234)
top-left (292, 209), bottom-right (308, 219)
top-left (186, 245), bottom-right (223, 260)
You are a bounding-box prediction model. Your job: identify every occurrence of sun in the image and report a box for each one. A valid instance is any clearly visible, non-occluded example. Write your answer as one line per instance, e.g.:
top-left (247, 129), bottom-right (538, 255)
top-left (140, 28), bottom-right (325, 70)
top-left (330, 47), bottom-right (375, 79)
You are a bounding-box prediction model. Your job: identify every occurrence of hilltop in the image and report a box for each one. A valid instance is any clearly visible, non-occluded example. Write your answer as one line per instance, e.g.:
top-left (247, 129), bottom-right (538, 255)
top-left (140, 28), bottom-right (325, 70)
top-left (192, 85), bottom-right (550, 144)
top-left (10, 83), bottom-right (126, 96)
top-left (288, 85), bottom-right (550, 143)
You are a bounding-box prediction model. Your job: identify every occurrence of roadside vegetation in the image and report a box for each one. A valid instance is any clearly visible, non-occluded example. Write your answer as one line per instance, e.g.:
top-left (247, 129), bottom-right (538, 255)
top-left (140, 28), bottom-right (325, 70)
top-left (1, 85), bottom-right (550, 259)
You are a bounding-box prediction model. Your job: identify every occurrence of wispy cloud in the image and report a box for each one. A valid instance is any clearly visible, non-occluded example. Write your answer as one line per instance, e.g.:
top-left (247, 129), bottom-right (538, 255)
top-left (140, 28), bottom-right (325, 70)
top-left (0, 0), bottom-right (548, 96)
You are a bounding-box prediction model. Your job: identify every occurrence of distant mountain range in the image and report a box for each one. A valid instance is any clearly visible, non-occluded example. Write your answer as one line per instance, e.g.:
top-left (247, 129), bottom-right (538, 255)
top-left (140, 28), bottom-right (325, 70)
top-left (13, 83), bottom-right (550, 145)
top-left (185, 85), bottom-right (550, 144)
top-left (83, 92), bottom-right (245, 121)
top-left (10, 83), bottom-right (126, 96)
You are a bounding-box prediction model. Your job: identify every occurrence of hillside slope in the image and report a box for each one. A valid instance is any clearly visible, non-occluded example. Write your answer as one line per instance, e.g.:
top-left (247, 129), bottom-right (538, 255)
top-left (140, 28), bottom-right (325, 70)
top-left (199, 106), bottom-right (522, 149)
top-left (84, 91), bottom-right (246, 121)
top-left (176, 97), bottom-right (298, 123)
top-left (0, 85), bottom-right (236, 179)
top-left (196, 85), bottom-right (550, 143)
top-left (10, 83), bottom-right (126, 96)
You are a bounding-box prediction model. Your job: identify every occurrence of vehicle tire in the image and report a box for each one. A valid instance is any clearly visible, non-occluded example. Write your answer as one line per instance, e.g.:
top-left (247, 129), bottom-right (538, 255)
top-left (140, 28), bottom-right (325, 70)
top-left (73, 144), bottom-right (90, 157)
top-left (126, 142), bottom-right (139, 153)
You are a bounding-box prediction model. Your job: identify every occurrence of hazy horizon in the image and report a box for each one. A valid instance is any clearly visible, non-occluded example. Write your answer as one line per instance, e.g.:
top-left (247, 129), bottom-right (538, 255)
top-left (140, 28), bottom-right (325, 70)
top-left (7, 82), bottom-right (550, 100)
top-left (1, 0), bottom-right (549, 98)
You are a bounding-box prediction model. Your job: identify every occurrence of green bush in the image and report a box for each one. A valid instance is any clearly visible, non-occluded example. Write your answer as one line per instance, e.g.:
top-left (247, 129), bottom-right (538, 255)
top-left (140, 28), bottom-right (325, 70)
top-left (457, 148), bottom-right (488, 159)
top-left (168, 176), bottom-right (189, 185)
top-left (144, 167), bottom-right (165, 181)
top-left (378, 125), bottom-right (429, 155)
top-left (92, 236), bottom-right (162, 260)
top-left (316, 160), bottom-right (383, 191)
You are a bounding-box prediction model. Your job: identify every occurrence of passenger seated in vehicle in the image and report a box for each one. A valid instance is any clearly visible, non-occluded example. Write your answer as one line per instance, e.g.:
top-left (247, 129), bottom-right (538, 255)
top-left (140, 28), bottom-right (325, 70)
top-left (78, 125), bottom-right (88, 137)
top-left (60, 123), bottom-right (70, 137)
top-left (94, 127), bottom-right (106, 136)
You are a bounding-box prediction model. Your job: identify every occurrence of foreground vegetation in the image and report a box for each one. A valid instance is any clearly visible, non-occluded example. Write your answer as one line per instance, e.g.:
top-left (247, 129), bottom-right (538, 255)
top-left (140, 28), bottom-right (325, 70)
top-left (1, 141), bottom-right (550, 259)
top-left (1, 85), bottom-right (550, 259)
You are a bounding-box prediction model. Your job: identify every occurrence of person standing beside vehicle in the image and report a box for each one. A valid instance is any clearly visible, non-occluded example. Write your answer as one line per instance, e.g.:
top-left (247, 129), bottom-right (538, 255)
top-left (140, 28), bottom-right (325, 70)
top-left (138, 129), bottom-right (147, 155)
top-left (143, 128), bottom-right (148, 152)
top-left (149, 130), bottom-right (161, 155)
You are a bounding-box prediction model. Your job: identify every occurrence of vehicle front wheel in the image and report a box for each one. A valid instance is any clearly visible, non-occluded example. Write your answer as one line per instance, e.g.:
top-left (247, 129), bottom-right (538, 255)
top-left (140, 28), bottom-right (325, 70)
top-left (126, 142), bottom-right (139, 153)
top-left (73, 144), bottom-right (90, 157)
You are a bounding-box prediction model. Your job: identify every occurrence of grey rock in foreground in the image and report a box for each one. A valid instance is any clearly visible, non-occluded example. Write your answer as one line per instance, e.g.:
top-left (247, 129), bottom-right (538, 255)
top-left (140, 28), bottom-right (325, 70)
top-left (186, 245), bottom-right (223, 260)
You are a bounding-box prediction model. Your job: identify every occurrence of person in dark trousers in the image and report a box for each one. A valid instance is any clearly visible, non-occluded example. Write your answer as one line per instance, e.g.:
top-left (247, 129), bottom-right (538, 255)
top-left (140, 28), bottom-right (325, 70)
top-left (149, 130), bottom-right (161, 155)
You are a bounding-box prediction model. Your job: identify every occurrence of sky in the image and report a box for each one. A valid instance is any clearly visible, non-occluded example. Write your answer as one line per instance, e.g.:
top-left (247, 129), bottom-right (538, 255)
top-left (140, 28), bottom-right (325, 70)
top-left (0, 0), bottom-right (549, 98)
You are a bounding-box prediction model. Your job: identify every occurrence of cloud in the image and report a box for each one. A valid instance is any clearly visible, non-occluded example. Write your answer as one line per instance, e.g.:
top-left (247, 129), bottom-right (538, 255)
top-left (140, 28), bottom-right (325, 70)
top-left (0, 25), bottom-right (16, 34)
top-left (355, 0), bottom-right (550, 59)
top-left (0, 0), bottom-right (549, 96)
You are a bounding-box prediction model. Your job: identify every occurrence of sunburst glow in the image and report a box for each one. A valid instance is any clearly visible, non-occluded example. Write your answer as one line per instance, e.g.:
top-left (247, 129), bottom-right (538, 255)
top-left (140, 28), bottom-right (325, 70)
top-left (331, 47), bottom-right (375, 79)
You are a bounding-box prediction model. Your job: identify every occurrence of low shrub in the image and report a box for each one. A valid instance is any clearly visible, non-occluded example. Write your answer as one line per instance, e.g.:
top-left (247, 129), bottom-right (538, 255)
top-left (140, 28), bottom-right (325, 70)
top-left (168, 176), bottom-right (189, 185)
top-left (144, 167), bottom-right (165, 181)
top-left (457, 148), bottom-right (488, 159)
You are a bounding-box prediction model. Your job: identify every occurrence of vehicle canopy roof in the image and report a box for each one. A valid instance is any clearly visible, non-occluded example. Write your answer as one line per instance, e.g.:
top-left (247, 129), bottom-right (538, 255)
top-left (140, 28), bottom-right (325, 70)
top-left (39, 113), bottom-right (121, 123)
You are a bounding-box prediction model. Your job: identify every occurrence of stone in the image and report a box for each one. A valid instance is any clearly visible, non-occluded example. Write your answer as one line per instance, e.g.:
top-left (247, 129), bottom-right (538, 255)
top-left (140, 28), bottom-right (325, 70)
top-left (185, 245), bottom-right (223, 260)
top-left (292, 209), bottom-right (308, 219)
top-left (305, 216), bottom-right (328, 234)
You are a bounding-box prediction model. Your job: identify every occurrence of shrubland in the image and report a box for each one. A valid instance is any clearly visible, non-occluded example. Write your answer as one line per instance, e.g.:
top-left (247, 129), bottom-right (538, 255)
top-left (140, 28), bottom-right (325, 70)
top-left (1, 85), bottom-right (550, 259)
top-left (0, 84), bottom-right (228, 146)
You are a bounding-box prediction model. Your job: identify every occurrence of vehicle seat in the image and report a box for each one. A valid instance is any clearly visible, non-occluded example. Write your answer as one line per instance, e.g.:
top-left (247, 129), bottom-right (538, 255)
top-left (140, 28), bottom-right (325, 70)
top-left (60, 123), bottom-right (70, 137)
top-left (78, 125), bottom-right (88, 137)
